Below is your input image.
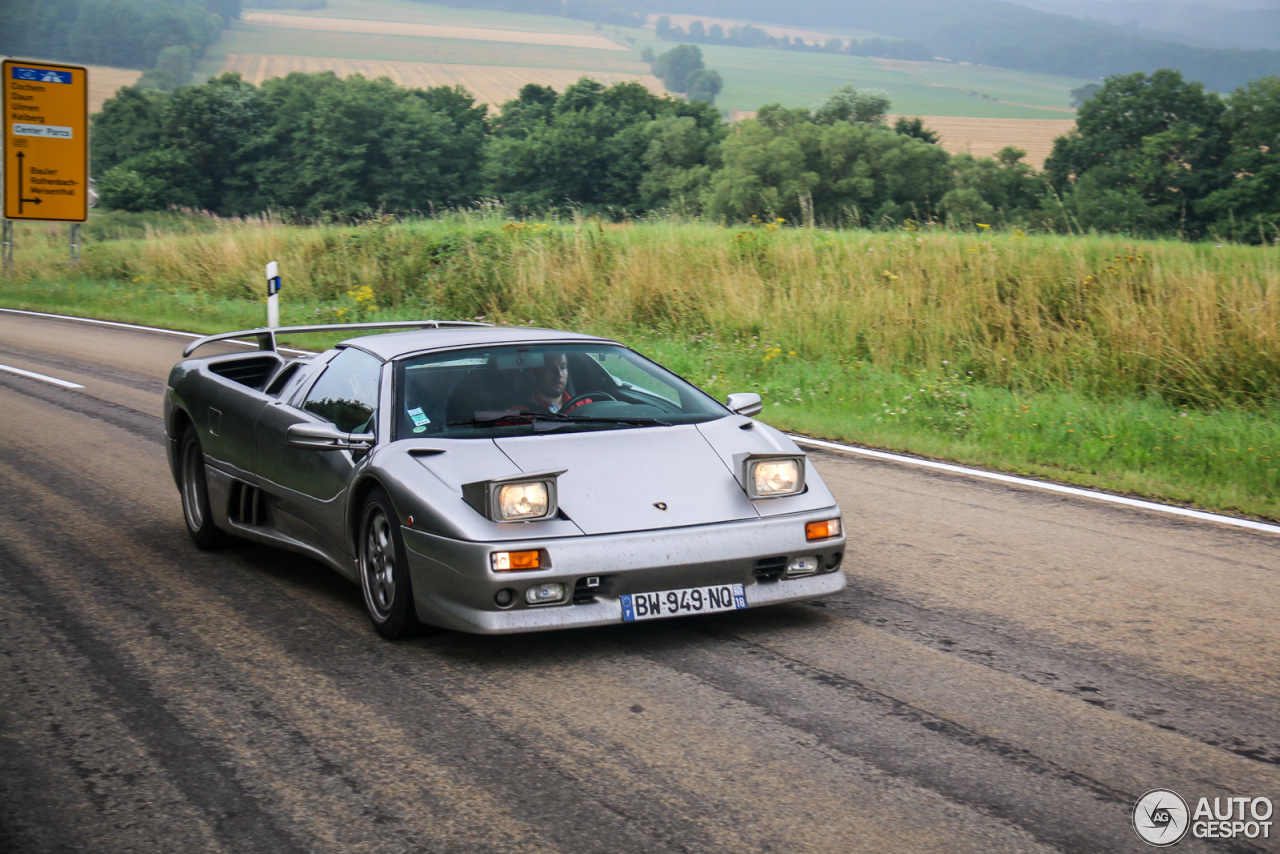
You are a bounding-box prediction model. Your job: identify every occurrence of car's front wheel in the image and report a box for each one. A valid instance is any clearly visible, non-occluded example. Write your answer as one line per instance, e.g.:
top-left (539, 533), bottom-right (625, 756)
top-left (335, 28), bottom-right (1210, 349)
top-left (358, 487), bottom-right (421, 639)
top-left (179, 425), bottom-right (229, 550)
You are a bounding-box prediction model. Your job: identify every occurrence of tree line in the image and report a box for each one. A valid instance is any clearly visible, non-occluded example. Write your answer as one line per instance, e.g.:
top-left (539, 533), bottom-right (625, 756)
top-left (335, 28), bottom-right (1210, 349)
top-left (91, 69), bottom-right (1280, 242)
top-left (1, 0), bottom-right (235, 90)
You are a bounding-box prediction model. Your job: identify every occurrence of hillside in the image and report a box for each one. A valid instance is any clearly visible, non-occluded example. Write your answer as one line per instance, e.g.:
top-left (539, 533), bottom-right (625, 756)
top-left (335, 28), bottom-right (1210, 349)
top-left (200, 0), bottom-right (1089, 117)
top-left (644, 0), bottom-right (1280, 90)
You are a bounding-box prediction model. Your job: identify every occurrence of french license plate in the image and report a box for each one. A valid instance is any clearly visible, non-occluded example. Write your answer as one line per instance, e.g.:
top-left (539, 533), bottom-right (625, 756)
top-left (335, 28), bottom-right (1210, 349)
top-left (620, 583), bottom-right (747, 622)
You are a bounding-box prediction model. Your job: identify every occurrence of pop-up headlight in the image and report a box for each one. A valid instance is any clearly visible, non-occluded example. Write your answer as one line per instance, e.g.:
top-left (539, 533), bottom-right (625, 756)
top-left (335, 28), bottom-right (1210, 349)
top-left (463, 470), bottom-right (565, 522)
top-left (496, 481), bottom-right (548, 521)
top-left (742, 454), bottom-right (806, 499)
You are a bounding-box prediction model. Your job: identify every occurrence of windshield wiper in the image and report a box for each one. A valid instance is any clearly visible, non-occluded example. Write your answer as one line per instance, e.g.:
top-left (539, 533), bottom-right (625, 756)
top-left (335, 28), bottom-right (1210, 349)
top-left (448, 409), bottom-right (670, 429)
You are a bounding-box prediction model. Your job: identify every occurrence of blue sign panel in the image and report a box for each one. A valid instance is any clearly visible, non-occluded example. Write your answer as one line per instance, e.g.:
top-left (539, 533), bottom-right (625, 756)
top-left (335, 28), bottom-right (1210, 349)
top-left (11, 66), bottom-right (73, 84)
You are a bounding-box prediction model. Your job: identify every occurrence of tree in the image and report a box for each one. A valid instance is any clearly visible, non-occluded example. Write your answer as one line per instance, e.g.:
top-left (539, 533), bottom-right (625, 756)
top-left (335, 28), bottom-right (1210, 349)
top-left (1070, 83), bottom-right (1101, 108)
top-left (638, 115), bottom-right (725, 212)
top-left (704, 102), bottom-right (952, 225)
top-left (1045, 69), bottom-right (1230, 236)
top-left (91, 85), bottom-right (167, 177)
top-left (653, 44), bottom-right (705, 94)
top-left (813, 84), bottom-right (891, 125)
top-left (943, 148), bottom-right (1047, 226)
top-left (686, 70), bottom-right (723, 104)
top-left (92, 71), bottom-right (490, 216)
top-left (1197, 76), bottom-right (1280, 241)
top-left (484, 78), bottom-right (719, 215)
top-left (893, 116), bottom-right (940, 144)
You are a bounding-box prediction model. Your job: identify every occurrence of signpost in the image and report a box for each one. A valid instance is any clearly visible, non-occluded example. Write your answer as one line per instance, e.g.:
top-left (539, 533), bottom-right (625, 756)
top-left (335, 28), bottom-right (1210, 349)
top-left (2, 58), bottom-right (89, 270)
top-left (266, 261), bottom-right (281, 328)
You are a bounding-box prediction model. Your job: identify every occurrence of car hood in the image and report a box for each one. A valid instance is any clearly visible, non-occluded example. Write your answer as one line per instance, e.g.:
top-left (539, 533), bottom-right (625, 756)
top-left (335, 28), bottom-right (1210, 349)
top-left (494, 424), bottom-right (758, 535)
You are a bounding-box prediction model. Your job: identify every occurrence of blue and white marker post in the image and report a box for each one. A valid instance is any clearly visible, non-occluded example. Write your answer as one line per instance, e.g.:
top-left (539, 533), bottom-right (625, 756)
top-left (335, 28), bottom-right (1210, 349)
top-left (266, 261), bottom-right (281, 328)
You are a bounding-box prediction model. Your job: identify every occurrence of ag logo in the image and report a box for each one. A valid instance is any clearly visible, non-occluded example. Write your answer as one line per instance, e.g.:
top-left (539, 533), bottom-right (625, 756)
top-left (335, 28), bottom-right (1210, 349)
top-left (1134, 789), bottom-right (1190, 846)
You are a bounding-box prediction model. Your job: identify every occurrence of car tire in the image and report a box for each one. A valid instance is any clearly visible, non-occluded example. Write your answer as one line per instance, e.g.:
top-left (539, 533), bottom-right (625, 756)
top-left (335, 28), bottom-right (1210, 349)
top-left (358, 487), bottom-right (421, 639)
top-left (180, 425), bottom-right (230, 550)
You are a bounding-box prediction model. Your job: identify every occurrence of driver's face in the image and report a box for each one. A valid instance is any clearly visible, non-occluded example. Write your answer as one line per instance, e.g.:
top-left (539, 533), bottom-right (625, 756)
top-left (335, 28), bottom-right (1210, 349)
top-left (531, 355), bottom-right (568, 399)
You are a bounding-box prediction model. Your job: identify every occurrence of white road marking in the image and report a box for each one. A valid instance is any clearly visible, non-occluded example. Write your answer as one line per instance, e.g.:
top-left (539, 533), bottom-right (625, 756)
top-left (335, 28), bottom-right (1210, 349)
top-left (0, 363), bottom-right (85, 389)
top-left (5, 307), bottom-right (1276, 536)
top-left (0, 307), bottom-right (309, 354)
top-left (0, 307), bottom-right (201, 338)
top-left (791, 435), bottom-right (1280, 537)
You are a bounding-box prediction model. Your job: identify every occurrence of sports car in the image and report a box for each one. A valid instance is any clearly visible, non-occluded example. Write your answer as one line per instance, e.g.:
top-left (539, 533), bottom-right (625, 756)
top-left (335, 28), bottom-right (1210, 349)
top-left (165, 321), bottom-right (846, 637)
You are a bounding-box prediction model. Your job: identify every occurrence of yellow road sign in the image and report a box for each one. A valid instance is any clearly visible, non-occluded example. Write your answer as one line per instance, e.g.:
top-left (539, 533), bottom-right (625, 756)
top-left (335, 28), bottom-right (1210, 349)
top-left (3, 59), bottom-right (89, 222)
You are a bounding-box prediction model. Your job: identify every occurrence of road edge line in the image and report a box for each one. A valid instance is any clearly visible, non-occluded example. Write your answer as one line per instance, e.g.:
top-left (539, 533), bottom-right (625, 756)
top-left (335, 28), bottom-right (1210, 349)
top-left (0, 307), bottom-right (308, 354)
top-left (0, 362), bottom-right (85, 389)
top-left (790, 435), bottom-right (1280, 536)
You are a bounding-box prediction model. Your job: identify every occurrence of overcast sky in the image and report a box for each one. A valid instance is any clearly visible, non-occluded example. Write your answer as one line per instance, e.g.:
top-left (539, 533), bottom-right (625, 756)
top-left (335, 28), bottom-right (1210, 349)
top-left (1009, 0), bottom-right (1280, 7)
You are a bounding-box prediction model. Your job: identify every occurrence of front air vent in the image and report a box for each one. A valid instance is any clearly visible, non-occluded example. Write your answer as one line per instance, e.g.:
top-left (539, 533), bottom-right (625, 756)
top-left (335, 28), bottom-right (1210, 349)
top-left (752, 556), bottom-right (787, 583)
top-left (228, 481), bottom-right (268, 527)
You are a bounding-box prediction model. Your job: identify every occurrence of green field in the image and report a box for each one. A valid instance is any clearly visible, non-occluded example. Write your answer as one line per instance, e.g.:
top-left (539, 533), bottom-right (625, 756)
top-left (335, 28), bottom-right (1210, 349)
top-left (202, 1), bottom-right (1088, 118)
top-left (693, 44), bottom-right (1086, 117)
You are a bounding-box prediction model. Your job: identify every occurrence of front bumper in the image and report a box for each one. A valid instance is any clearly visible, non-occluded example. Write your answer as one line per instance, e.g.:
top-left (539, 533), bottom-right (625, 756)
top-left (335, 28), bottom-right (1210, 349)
top-left (401, 508), bottom-right (846, 634)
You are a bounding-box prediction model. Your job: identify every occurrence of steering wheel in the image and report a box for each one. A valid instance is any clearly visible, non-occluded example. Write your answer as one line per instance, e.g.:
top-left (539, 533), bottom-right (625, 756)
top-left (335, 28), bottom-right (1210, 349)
top-left (562, 392), bottom-right (616, 412)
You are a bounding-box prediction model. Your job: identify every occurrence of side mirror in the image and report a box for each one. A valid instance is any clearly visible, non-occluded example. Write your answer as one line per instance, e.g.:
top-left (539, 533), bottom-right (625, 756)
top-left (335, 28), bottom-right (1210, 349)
top-left (725, 392), bottom-right (763, 417)
top-left (286, 422), bottom-right (374, 450)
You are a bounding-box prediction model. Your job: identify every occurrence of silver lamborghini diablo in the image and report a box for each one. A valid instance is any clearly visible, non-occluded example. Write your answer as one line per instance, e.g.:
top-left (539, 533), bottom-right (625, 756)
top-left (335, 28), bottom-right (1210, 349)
top-left (164, 321), bottom-right (846, 637)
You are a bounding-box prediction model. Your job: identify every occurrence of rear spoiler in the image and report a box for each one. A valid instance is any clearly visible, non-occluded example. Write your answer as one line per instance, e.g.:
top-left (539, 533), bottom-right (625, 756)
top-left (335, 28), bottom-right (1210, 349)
top-left (182, 320), bottom-right (493, 358)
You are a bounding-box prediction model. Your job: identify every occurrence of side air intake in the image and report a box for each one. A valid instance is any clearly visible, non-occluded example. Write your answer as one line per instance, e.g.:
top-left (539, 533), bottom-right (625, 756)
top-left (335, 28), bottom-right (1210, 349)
top-left (228, 481), bottom-right (268, 527)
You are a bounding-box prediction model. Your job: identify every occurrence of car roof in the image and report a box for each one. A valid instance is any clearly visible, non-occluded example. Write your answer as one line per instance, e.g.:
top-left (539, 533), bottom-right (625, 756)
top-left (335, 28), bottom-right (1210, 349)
top-left (340, 326), bottom-right (613, 361)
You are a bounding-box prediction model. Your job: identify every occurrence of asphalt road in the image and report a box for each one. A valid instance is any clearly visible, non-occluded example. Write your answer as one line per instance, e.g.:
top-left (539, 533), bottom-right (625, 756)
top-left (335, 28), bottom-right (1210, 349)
top-left (1, 310), bottom-right (1277, 854)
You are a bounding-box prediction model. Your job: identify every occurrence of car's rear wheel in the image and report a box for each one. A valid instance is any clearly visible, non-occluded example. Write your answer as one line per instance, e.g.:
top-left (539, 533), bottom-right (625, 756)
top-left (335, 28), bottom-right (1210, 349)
top-left (180, 425), bottom-right (229, 550)
top-left (358, 487), bottom-right (421, 639)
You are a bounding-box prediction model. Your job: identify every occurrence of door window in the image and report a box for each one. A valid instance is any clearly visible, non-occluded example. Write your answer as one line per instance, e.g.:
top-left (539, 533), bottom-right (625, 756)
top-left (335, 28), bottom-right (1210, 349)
top-left (301, 347), bottom-right (382, 433)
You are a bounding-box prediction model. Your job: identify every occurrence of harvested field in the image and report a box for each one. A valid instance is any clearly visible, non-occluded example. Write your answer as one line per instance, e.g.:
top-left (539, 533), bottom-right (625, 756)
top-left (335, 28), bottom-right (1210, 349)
top-left (895, 115), bottom-right (1076, 167)
top-left (84, 65), bottom-right (143, 112)
top-left (727, 112), bottom-right (1074, 167)
top-left (222, 54), bottom-right (666, 104)
top-left (241, 11), bottom-right (625, 50)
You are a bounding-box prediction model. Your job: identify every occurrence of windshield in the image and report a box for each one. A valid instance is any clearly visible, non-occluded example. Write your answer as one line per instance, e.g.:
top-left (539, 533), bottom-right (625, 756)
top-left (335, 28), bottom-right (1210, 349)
top-left (394, 342), bottom-right (728, 439)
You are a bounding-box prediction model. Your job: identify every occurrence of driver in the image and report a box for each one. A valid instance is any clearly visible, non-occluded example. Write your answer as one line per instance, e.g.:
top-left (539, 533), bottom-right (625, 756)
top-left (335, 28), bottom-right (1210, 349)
top-left (510, 352), bottom-right (572, 413)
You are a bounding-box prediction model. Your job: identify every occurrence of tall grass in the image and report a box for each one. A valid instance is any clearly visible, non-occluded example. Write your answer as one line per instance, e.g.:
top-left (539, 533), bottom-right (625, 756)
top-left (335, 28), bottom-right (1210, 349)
top-left (13, 213), bottom-right (1277, 408)
top-left (4, 211), bottom-right (1278, 517)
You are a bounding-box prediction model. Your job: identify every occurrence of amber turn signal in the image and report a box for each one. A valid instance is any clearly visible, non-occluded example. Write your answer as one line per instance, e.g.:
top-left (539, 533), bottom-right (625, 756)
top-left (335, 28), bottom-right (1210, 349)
top-left (491, 550), bottom-right (541, 571)
top-left (805, 519), bottom-right (842, 541)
